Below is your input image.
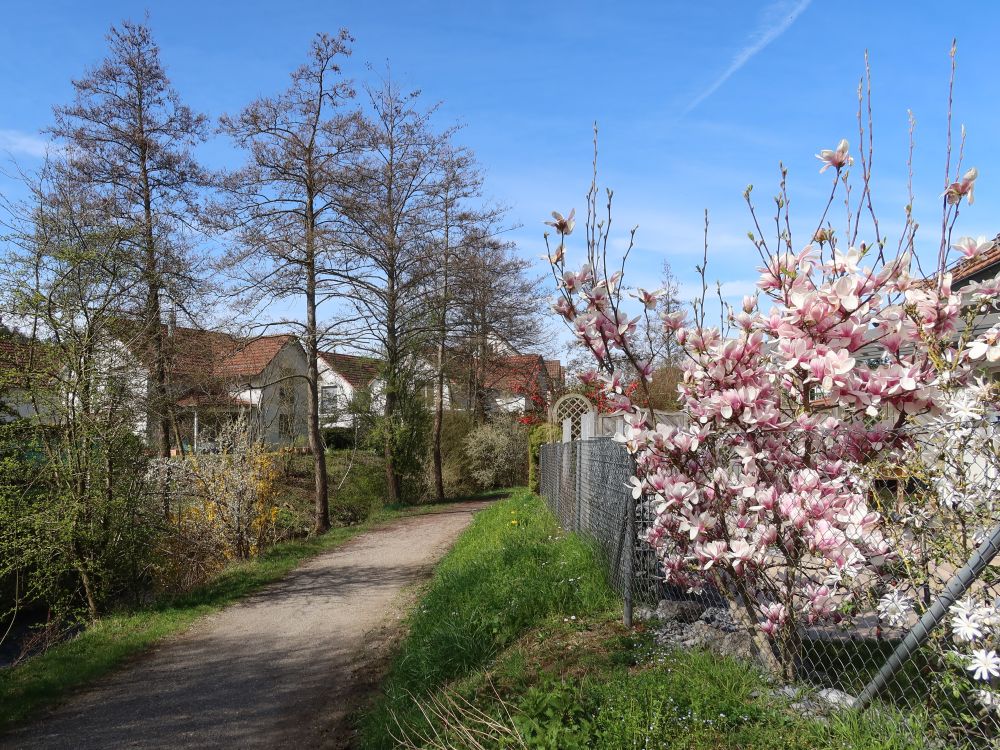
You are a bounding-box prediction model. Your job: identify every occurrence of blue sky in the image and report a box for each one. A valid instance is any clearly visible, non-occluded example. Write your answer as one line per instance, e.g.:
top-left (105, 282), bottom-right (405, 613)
top-left (1, 1), bottom-right (998, 351)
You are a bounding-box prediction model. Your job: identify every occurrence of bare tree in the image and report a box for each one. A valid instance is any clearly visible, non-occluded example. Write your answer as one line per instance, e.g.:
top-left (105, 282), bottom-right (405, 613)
top-left (655, 260), bottom-right (683, 366)
top-left (216, 31), bottom-right (355, 534)
top-left (450, 239), bottom-right (551, 422)
top-left (336, 76), bottom-right (453, 503)
top-left (50, 19), bottom-right (209, 468)
top-left (425, 150), bottom-right (505, 502)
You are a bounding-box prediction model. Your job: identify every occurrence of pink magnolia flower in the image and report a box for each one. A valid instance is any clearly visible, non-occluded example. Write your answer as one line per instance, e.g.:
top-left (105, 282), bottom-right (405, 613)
top-left (952, 235), bottom-right (991, 260)
top-left (545, 208), bottom-right (576, 235)
top-left (693, 540), bottom-right (728, 570)
top-left (944, 167), bottom-right (978, 206)
top-left (816, 139), bottom-right (852, 173)
top-left (552, 296), bottom-right (576, 320)
top-left (727, 539), bottom-right (756, 573)
top-left (679, 509), bottom-right (715, 541)
top-left (633, 288), bottom-right (661, 310)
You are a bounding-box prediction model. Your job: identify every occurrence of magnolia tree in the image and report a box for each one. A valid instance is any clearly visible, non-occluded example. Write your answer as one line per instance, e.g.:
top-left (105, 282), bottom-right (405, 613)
top-left (545, 66), bottom-right (1000, 681)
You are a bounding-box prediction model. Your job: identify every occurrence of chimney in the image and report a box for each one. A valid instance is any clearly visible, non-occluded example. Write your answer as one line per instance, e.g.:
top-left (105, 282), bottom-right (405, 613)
top-left (167, 307), bottom-right (177, 337)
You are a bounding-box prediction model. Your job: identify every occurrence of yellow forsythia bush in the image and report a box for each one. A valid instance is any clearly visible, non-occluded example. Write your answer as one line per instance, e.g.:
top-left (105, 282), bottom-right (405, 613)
top-left (151, 417), bottom-right (281, 591)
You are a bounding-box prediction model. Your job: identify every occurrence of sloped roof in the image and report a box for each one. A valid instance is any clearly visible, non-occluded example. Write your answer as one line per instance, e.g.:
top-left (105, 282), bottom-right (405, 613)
top-left (485, 354), bottom-right (545, 393)
top-left (543, 359), bottom-right (564, 387)
top-left (319, 351), bottom-right (380, 389)
top-left (0, 334), bottom-right (54, 386)
top-left (119, 323), bottom-right (294, 380)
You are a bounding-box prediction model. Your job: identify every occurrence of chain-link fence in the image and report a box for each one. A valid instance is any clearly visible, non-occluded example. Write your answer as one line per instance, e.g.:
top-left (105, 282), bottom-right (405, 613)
top-left (539, 426), bottom-right (1000, 749)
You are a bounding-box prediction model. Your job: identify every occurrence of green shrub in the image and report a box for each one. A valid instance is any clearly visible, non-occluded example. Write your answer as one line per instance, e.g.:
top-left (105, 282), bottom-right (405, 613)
top-left (463, 413), bottom-right (529, 491)
top-left (321, 426), bottom-right (356, 450)
top-left (421, 410), bottom-right (477, 500)
top-left (328, 449), bottom-right (387, 524)
top-left (528, 422), bottom-right (559, 493)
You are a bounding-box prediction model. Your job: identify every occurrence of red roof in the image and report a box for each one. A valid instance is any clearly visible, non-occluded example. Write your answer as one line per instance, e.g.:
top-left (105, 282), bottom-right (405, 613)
top-left (119, 324), bottom-right (295, 380)
top-left (319, 351), bottom-right (380, 389)
top-left (543, 359), bottom-right (564, 388)
top-left (484, 354), bottom-right (545, 393)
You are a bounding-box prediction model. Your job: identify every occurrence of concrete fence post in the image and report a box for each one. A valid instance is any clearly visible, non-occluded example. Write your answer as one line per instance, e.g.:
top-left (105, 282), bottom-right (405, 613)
top-left (856, 520), bottom-right (1000, 710)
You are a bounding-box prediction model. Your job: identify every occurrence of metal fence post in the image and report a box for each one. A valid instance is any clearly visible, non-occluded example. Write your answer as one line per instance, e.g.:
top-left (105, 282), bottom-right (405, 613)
top-left (623, 490), bottom-right (635, 628)
top-left (856, 519), bottom-right (1000, 710)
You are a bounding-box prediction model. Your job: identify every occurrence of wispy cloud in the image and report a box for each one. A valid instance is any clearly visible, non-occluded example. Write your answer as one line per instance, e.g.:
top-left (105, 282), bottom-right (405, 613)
top-left (0, 129), bottom-right (52, 158)
top-left (683, 0), bottom-right (812, 116)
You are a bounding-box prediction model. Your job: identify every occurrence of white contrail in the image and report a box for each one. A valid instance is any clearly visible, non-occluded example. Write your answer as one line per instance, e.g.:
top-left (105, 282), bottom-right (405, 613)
top-left (683, 0), bottom-right (812, 116)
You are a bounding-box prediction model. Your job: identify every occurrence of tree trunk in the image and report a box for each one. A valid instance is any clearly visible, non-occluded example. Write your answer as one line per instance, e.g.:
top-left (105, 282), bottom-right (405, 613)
top-left (431, 217), bottom-right (450, 502)
top-left (305, 194), bottom-right (330, 534)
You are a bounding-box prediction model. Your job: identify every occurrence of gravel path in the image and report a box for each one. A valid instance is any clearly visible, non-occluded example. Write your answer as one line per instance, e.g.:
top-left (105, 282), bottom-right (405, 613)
top-left (2, 501), bottom-right (490, 750)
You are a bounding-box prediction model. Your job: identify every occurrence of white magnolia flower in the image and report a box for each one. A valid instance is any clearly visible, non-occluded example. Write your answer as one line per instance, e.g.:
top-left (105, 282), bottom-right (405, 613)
top-left (966, 649), bottom-right (1000, 682)
top-left (978, 689), bottom-right (1000, 713)
top-left (877, 589), bottom-right (914, 628)
top-left (952, 611), bottom-right (984, 642)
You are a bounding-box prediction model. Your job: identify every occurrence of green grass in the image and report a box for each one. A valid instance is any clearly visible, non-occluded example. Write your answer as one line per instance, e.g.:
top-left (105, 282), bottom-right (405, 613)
top-left (360, 489), bottom-right (617, 748)
top-left (359, 491), bottom-right (942, 750)
top-left (0, 497), bottom-right (471, 734)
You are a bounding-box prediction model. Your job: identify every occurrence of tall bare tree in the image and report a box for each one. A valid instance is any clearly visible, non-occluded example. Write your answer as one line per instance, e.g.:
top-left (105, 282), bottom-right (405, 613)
top-left (50, 19), bottom-right (208, 466)
top-left (450, 239), bottom-right (550, 422)
top-left (336, 77), bottom-right (453, 503)
top-left (216, 31), bottom-right (355, 534)
top-left (427, 149), bottom-right (495, 502)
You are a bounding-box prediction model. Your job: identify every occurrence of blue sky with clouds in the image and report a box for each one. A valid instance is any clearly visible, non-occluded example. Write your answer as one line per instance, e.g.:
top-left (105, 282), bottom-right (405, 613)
top-left (1, 1), bottom-right (998, 348)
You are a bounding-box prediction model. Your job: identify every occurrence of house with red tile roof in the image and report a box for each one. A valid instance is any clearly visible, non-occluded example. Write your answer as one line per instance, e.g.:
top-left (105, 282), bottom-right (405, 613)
top-left (118, 323), bottom-right (310, 451)
top-left (475, 353), bottom-right (561, 415)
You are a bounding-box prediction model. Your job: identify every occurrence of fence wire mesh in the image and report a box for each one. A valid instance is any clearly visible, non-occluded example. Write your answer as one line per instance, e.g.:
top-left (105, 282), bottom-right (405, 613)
top-left (539, 425), bottom-right (1000, 749)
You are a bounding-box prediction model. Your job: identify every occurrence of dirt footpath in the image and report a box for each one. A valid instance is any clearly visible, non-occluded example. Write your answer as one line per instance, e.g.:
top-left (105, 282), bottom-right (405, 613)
top-left (2, 501), bottom-right (490, 750)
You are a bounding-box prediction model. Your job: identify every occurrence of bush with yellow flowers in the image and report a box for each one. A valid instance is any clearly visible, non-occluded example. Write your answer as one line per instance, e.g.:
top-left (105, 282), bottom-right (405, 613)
top-left (151, 417), bottom-right (281, 591)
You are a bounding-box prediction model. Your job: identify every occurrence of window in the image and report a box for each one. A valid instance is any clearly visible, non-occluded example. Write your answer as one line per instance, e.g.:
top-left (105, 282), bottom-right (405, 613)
top-left (321, 385), bottom-right (342, 415)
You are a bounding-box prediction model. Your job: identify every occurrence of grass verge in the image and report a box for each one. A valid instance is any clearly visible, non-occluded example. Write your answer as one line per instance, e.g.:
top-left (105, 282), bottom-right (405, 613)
top-left (360, 491), bottom-right (939, 750)
top-left (0, 496), bottom-right (478, 734)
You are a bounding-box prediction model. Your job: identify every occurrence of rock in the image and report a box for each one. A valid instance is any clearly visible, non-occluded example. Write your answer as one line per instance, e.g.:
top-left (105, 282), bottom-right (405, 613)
top-left (655, 599), bottom-right (706, 623)
top-left (634, 606), bottom-right (657, 622)
top-left (776, 685), bottom-right (799, 699)
top-left (699, 606), bottom-right (740, 632)
top-left (817, 688), bottom-right (856, 710)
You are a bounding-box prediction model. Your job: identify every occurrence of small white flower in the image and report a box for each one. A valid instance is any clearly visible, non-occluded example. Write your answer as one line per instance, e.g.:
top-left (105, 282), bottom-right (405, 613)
top-left (878, 589), bottom-right (914, 628)
top-left (978, 689), bottom-right (1000, 713)
top-left (952, 611), bottom-right (984, 643)
top-left (966, 649), bottom-right (1000, 682)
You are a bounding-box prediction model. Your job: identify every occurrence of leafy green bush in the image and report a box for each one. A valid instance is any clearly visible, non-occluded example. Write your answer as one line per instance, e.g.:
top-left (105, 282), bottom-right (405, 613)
top-left (463, 413), bottom-right (529, 491)
top-left (421, 410), bottom-right (477, 500)
top-left (0, 421), bottom-right (159, 623)
top-left (321, 426), bottom-right (356, 450)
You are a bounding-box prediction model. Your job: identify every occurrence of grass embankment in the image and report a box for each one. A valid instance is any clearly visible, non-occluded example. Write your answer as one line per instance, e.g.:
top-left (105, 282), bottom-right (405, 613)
top-left (361, 491), bottom-right (936, 750)
top-left (0, 454), bottom-right (483, 734)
